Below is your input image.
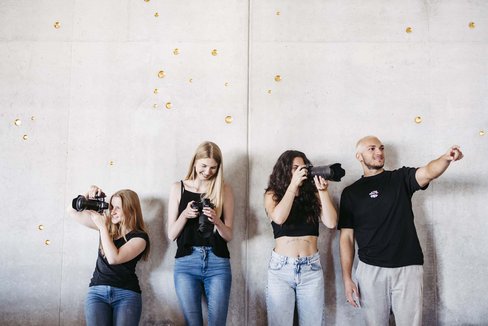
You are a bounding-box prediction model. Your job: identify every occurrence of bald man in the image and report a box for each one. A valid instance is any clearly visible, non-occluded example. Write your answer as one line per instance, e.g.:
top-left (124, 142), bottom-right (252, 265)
top-left (338, 136), bottom-right (463, 326)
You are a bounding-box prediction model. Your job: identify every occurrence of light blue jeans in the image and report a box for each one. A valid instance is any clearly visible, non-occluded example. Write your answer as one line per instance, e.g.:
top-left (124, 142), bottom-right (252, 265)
top-left (84, 285), bottom-right (142, 326)
top-left (266, 250), bottom-right (325, 326)
top-left (174, 246), bottom-right (232, 326)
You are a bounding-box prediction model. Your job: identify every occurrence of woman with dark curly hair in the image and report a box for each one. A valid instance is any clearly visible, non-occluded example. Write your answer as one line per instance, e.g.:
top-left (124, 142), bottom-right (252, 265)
top-left (264, 150), bottom-right (337, 326)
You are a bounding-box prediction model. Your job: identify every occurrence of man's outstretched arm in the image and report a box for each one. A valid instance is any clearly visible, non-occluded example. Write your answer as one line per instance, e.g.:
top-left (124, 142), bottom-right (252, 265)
top-left (416, 145), bottom-right (464, 188)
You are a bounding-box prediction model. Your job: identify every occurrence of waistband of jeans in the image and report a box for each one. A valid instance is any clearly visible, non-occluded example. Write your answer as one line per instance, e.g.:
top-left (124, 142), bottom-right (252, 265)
top-left (192, 246), bottom-right (213, 252)
top-left (271, 249), bottom-right (320, 264)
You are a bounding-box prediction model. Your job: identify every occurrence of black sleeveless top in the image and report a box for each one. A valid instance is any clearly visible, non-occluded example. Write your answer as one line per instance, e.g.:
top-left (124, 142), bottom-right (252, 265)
top-left (271, 198), bottom-right (319, 239)
top-left (175, 181), bottom-right (230, 258)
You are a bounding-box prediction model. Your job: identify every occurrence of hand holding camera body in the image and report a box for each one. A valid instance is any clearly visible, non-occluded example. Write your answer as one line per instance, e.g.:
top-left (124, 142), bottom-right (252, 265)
top-left (191, 197), bottom-right (215, 238)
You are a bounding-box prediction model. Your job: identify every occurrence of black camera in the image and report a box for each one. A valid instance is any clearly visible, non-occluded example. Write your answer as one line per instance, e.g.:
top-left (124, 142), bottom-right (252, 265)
top-left (72, 194), bottom-right (109, 213)
top-left (191, 198), bottom-right (215, 238)
top-left (304, 163), bottom-right (346, 182)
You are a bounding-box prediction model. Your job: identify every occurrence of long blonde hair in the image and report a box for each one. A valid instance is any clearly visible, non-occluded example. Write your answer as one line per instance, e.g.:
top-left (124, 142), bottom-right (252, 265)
top-left (106, 189), bottom-right (150, 260)
top-left (185, 141), bottom-right (224, 218)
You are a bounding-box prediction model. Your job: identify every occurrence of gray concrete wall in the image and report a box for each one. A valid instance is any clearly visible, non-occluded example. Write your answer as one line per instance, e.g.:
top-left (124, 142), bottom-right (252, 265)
top-left (0, 0), bottom-right (486, 325)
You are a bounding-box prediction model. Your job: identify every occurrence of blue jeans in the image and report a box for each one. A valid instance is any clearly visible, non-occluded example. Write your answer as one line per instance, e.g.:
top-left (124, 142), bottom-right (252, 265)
top-left (174, 246), bottom-right (232, 326)
top-left (84, 285), bottom-right (142, 326)
top-left (266, 250), bottom-right (325, 326)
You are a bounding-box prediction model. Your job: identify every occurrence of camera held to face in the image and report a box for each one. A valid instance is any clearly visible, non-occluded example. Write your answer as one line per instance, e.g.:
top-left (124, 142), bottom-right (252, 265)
top-left (72, 193), bottom-right (109, 214)
top-left (191, 198), bottom-right (215, 238)
top-left (304, 163), bottom-right (346, 182)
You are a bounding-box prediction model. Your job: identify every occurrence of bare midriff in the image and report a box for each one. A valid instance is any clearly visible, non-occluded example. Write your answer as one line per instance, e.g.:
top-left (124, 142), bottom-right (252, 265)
top-left (274, 235), bottom-right (318, 258)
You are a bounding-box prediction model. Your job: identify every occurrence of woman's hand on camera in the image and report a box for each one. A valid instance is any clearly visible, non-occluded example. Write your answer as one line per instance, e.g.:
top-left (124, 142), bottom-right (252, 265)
top-left (183, 201), bottom-right (199, 220)
top-left (290, 165), bottom-right (308, 191)
top-left (86, 185), bottom-right (103, 199)
top-left (203, 206), bottom-right (221, 226)
top-left (314, 175), bottom-right (329, 192)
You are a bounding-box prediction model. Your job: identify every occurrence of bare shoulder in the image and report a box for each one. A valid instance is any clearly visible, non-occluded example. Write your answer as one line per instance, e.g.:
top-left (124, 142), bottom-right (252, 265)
top-left (223, 182), bottom-right (234, 193)
top-left (169, 181), bottom-right (183, 199)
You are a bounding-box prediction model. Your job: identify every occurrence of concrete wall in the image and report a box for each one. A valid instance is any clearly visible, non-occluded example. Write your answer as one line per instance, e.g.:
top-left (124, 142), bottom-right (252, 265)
top-left (0, 0), bottom-right (486, 325)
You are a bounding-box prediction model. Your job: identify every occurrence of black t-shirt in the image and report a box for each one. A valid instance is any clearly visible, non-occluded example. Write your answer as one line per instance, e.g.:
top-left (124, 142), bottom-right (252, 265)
top-left (89, 230), bottom-right (149, 293)
top-left (338, 167), bottom-right (427, 268)
top-left (175, 182), bottom-right (230, 259)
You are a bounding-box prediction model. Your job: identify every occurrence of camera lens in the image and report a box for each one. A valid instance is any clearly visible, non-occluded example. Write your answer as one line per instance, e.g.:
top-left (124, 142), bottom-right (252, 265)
top-left (72, 195), bottom-right (88, 212)
top-left (71, 195), bottom-right (109, 213)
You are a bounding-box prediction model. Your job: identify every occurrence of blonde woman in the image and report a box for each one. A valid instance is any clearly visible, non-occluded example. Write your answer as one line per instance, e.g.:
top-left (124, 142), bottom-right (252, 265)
top-left (68, 186), bottom-right (150, 326)
top-left (168, 141), bottom-right (234, 326)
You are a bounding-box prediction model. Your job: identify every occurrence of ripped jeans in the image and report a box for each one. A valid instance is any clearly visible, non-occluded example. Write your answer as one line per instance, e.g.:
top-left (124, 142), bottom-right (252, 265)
top-left (266, 250), bottom-right (325, 326)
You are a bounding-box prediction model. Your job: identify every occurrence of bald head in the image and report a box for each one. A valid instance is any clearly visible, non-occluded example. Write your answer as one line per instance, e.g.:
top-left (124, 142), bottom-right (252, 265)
top-left (356, 136), bottom-right (382, 155)
top-left (355, 136), bottom-right (385, 175)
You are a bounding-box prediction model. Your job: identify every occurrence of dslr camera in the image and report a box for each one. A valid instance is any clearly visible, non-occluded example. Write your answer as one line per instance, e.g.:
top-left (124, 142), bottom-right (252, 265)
top-left (191, 198), bottom-right (215, 238)
top-left (72, 193), bottom-right (109, 214)
top-left (304, 163), bottom-right (346, 182)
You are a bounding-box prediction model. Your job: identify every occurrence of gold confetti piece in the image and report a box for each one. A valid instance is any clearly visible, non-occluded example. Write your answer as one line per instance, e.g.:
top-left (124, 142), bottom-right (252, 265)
top-left (211, 49), bottom-right (218, 56)
top-left (224, 82), bottom-right (229, 87)
top-left (158, 71), bottom-right (166, 78)
top-left (173, 48), bottom-right (180, 55)
top-left (31, 116), bottom-right (35, 121)
top-left (22, 135), bottom-right (28, 141)
top-left (406, 27), bottom-right (413, 33)
top-left (45, 240), bottom-right (51, 245)
top-left (109, 160), bottom-right (115, 166)
top-left (274, 75), bottom-right (281, 82)
top-left (276, 11), bottom-right (281, 16)
top-left (153, 104), bottom-right (158, 109)
top-left (225, 116), bottom-right (233, 124)
top-left (54, 21), bottom-right (61, 29)
top-left (414, 116), bottom-right (422, 124)
top-left (144, 0), bottom-right (150, 2)
top-left (189, 78), bottom-right (193, 83)
top-left (165, 102), bottom-right (172, 109)
top-left (38, 225), bottom-right (44, 231)
top-left (14, 119), bottom-right (22, 126)
top-left (469, 22), bottom-right (475, 29)
top-left (267, 89), bottom-right (272, 94)
top-left (154, 12), bottom-right (159, 17)
top-left (480, 130), bottom-right (485, 136)
top-left (154, 88), bottom-right (159, 94)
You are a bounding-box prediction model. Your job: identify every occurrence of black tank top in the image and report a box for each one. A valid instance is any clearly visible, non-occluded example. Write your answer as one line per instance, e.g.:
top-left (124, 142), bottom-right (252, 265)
top-left (175, 181), bottom-right (230, 258)
top-left (271, 199), bottom-right (319, 238)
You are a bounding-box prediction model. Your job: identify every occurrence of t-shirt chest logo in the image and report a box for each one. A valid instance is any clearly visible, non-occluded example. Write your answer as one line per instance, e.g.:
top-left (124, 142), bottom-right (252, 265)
top-left (369, 190), bottom-right (379, 198)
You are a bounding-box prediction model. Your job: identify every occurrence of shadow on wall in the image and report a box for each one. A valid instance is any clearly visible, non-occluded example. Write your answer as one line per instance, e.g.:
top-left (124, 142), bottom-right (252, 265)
top-left (225, 150), bottom-right (252, 326)
top-left (137, 197), bottom-right (181, 325)
top-left (320, 228), bottom-right (338, 324)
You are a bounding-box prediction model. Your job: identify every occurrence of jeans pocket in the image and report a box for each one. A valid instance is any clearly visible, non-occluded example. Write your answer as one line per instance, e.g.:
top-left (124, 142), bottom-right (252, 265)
top-left (309, 260), bottom-right (322, 271)
top-left (268, 256), bottom-right (284, 270)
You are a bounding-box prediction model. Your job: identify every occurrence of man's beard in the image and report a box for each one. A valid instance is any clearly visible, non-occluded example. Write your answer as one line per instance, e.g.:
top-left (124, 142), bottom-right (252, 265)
top-left (364, 161), bottom-right (384, 170)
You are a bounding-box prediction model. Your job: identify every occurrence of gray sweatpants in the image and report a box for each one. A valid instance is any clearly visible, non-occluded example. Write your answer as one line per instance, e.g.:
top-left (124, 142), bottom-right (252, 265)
top-left (355, 261), bottom-right (423, 326)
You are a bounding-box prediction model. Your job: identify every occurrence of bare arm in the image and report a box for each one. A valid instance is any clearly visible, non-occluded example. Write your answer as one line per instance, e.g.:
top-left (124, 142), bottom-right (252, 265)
top-left (208, 183), bottom-right (234, 242)
top-left (167, 182), bottom-right (199, 241)
top-left (264, 165), bottom-right (308, 224)
top-left (339, 228), bottom-right (360, 308)
top-left (416, 145), bottom-right (464, 188)
top-left (314, 176), bottom-right (338, 229)
top-left (91, 212), bottom-right (146, 265)
top-left (67, 206), bottom-right (98, 230)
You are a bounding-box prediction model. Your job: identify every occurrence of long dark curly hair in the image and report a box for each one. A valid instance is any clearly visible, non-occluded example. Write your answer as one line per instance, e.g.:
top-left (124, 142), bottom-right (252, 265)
top-left (265, 150), bottom-right (321, 224)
